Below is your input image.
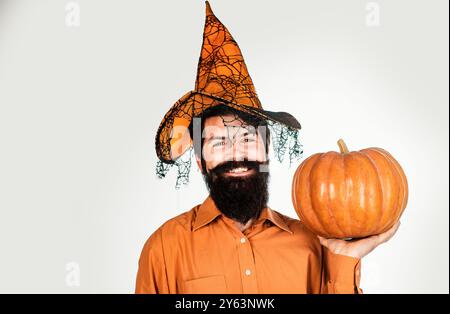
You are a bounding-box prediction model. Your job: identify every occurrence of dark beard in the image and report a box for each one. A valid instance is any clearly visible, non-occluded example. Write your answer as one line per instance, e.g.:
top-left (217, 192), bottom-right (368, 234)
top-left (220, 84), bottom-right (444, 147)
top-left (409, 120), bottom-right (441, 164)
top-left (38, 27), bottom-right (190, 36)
top-left (203, 160), bottom-right (270, 225)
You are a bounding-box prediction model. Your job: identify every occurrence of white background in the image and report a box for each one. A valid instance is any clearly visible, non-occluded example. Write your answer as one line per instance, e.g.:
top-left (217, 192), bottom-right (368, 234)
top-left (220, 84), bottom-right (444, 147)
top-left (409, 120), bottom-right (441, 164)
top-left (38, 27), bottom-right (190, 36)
top-left (0, 0), bottom-right (448, 293)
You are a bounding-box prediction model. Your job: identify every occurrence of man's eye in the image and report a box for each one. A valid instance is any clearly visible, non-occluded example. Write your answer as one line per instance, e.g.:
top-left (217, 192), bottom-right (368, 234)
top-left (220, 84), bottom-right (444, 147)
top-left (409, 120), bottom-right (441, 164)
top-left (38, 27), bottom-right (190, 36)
top-left (213, 141), bottom-right (226, 147)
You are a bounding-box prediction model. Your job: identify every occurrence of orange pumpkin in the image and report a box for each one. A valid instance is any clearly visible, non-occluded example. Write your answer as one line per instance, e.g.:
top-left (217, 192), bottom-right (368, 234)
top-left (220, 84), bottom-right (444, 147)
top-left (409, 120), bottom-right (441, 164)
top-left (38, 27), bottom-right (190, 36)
top-left (292, 139), bottom-right (408, 239)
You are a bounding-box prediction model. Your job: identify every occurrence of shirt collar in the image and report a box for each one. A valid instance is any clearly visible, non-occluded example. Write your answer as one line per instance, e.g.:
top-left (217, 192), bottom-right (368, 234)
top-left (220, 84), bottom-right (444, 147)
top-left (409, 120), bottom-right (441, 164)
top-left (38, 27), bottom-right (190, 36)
top-left (192, 195), bottom-right (222, 231)
top-left (193, 195), bottom-right (293, 234)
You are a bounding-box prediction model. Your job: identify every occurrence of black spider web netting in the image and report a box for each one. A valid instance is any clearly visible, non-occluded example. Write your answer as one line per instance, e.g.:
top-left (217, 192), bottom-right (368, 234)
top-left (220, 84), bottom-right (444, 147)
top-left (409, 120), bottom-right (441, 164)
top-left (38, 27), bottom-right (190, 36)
top-left (154, 3), bottom-right (303, 188)
top-left (156, 115), bottom-right (303, 189)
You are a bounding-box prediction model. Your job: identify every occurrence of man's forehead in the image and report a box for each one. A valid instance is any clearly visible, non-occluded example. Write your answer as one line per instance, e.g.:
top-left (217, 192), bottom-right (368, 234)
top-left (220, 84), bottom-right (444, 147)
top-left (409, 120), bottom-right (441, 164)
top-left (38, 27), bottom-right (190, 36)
top-left (203, 114), bottom-right (243, 127)
top-left (203, 115), bottom-right (255, 136)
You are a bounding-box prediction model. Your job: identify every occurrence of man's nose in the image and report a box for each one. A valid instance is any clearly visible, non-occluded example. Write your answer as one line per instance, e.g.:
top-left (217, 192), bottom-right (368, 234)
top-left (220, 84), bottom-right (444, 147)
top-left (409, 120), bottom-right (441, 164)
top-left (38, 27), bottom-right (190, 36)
top-left (223, 140), bottom-right (248, 162)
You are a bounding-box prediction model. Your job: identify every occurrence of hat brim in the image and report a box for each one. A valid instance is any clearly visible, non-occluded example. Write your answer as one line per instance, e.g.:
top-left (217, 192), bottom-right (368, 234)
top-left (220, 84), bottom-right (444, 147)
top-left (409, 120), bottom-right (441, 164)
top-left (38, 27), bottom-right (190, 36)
top-left (155, 91), bottom-right (301, 163)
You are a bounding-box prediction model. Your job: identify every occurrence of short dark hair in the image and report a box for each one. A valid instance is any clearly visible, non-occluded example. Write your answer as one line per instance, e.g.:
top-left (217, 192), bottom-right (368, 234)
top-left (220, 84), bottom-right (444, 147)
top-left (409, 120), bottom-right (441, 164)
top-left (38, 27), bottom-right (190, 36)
top-left (188, 104), bottom-right (271, 162)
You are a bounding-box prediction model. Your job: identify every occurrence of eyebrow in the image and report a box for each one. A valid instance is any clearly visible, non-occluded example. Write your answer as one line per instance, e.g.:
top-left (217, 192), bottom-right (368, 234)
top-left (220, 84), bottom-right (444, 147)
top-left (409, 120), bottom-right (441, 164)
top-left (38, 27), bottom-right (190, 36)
top-left (205, 130), bottom-right (254, 142)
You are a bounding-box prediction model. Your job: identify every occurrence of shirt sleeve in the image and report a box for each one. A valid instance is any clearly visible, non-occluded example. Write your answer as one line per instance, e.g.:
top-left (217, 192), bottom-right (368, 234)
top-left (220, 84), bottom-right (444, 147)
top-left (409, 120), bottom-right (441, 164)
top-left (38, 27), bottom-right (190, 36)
top-left (320, 246), bottom-right (363, 294)
top-left (135, 228), bottom-right (170, 294)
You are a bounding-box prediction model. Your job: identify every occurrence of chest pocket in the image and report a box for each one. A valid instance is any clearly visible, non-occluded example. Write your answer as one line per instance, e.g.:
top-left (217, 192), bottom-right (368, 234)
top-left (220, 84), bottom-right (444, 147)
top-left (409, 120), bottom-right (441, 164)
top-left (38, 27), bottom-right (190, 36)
top-left (183, 275), bottom-right (227, 294)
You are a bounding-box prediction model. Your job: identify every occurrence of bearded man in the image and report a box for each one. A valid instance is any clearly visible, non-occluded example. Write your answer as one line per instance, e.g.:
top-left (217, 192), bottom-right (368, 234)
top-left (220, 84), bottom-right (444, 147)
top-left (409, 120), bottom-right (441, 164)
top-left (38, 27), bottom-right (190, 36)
top-left (135, 1), bottom-right (399, 294)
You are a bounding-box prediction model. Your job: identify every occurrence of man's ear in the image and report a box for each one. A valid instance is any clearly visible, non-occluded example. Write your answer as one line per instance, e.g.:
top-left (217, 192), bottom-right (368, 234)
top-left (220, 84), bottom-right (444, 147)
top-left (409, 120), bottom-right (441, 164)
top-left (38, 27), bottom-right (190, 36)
top-left (195, 153), bottom-right (205, 175)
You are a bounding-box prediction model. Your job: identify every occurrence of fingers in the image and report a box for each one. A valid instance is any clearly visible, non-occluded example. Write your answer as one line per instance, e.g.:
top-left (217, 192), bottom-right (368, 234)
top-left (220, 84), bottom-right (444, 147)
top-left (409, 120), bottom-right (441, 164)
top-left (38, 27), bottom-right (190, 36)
top-left (317, 235), bottom-right (328, 247)
top-left (318, 221), bottom-right (400, 247)
top-left (377, 221), bottom-right (401, 244)
top-left (317, 235), bottom-right (336, 248)
top-left (317, 235), bottom-right (343, 247)
top-left (318, 221), bottom-right (400, 253)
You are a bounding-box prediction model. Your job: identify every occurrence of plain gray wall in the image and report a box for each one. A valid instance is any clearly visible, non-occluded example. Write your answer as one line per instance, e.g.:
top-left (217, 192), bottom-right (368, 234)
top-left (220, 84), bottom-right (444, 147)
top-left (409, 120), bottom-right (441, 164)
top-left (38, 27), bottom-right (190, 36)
top-left (0, 0), bottom-right (448, 293)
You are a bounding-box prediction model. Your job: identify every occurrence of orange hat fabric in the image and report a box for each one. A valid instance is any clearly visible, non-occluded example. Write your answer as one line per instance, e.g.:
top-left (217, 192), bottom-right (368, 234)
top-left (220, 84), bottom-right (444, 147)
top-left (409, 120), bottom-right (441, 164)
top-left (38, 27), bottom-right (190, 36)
top-left (155, 1), bottom-right (301, 164)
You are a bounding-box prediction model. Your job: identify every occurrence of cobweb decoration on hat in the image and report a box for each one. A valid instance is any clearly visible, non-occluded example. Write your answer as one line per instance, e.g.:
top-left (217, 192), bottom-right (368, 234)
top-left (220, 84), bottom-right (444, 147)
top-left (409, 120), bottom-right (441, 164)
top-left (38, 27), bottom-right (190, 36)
top-left (156, 147), bottom-right (193, 189)
top-left (156, 121), bottom-right (303, 189)
top-left (268, 121), bottom-right (303, 164)
top-left (154, 1), bottom-right (303, 189)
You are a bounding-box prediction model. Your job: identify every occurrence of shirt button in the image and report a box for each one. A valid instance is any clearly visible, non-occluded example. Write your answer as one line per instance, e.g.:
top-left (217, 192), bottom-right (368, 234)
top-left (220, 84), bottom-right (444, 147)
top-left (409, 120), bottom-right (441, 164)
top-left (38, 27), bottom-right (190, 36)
top-left (245, 269), bottom-right (251, 276)
top-left (240, 237), bottom-right (246, 244)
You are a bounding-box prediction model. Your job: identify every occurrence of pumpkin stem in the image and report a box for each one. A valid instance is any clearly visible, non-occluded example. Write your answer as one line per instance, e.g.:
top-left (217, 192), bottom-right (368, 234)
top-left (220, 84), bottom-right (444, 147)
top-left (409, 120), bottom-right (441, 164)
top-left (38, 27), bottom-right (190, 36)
top-left (337, 139), bottom-right (349, 154)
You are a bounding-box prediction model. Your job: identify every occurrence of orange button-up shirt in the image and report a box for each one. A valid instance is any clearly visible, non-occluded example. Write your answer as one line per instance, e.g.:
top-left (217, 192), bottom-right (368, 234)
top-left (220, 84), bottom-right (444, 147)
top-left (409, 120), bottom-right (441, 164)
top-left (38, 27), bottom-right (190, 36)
top-left (135, 195), bottom-right (362, 294)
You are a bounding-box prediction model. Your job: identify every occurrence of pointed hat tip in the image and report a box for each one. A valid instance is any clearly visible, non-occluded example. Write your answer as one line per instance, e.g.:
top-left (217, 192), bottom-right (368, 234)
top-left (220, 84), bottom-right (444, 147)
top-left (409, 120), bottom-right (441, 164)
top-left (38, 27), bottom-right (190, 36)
top-left (205, 1), bottom-right (214, 16)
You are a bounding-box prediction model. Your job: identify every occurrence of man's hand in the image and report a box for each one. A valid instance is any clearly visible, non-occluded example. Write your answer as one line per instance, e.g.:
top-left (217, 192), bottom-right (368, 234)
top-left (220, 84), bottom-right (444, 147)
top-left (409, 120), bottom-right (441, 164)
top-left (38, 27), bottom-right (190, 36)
top-left (317, 221), bottom-right (401, 259)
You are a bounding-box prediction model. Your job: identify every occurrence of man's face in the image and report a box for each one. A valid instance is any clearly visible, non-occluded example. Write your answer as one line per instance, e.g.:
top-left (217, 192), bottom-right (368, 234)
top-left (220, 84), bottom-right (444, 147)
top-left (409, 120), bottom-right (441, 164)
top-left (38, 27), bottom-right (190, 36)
top-left (198, 114), bottom-right (268, 173)
top-left (194, 113), bottom-right (270, 225)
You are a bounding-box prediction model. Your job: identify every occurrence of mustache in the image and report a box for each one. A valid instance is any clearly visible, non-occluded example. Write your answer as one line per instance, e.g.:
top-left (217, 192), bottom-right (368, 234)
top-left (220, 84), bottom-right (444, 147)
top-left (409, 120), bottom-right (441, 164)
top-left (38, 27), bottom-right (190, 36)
top-left (211, 160), bottom-right (269, 174)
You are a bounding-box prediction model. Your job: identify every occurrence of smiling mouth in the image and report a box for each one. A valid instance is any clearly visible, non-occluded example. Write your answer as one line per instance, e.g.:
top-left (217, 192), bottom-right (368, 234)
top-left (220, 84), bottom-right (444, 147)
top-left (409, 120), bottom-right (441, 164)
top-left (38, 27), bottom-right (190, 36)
top-left (224, 167), bottom-right (256, 177)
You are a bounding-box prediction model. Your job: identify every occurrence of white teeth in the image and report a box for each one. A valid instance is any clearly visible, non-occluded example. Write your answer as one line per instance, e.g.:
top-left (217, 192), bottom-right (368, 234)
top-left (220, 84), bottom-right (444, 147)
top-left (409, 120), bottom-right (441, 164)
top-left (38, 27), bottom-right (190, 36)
top-left (228, 167), bottom-right (248, 173)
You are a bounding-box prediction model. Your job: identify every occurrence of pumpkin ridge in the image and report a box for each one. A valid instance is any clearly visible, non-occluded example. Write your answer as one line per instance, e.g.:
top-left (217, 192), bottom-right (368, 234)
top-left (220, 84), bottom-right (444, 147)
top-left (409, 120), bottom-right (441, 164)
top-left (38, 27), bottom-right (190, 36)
top-left (338, 154), bottom-right (350, 236)
top-left (369, 148), bottom-right (400, 233)
top-left (326, 152), bottom-right (346, 238)
top-left (372, 148), bottom-right (407, 231)
top-left (343, 154), bottom-right (355, 237)
top-left (375, 147), bottom-right (408, 221)
top-left (308, 153), bottom-right (329, 236)
top-left (291, 156), bottom-right (312, 229)
top-left (294, 154), bottom-right (324, 235)
top-left (360, 150), bottom-right (385, 235)
top-left (385, 149), bottom-right (408, 221)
